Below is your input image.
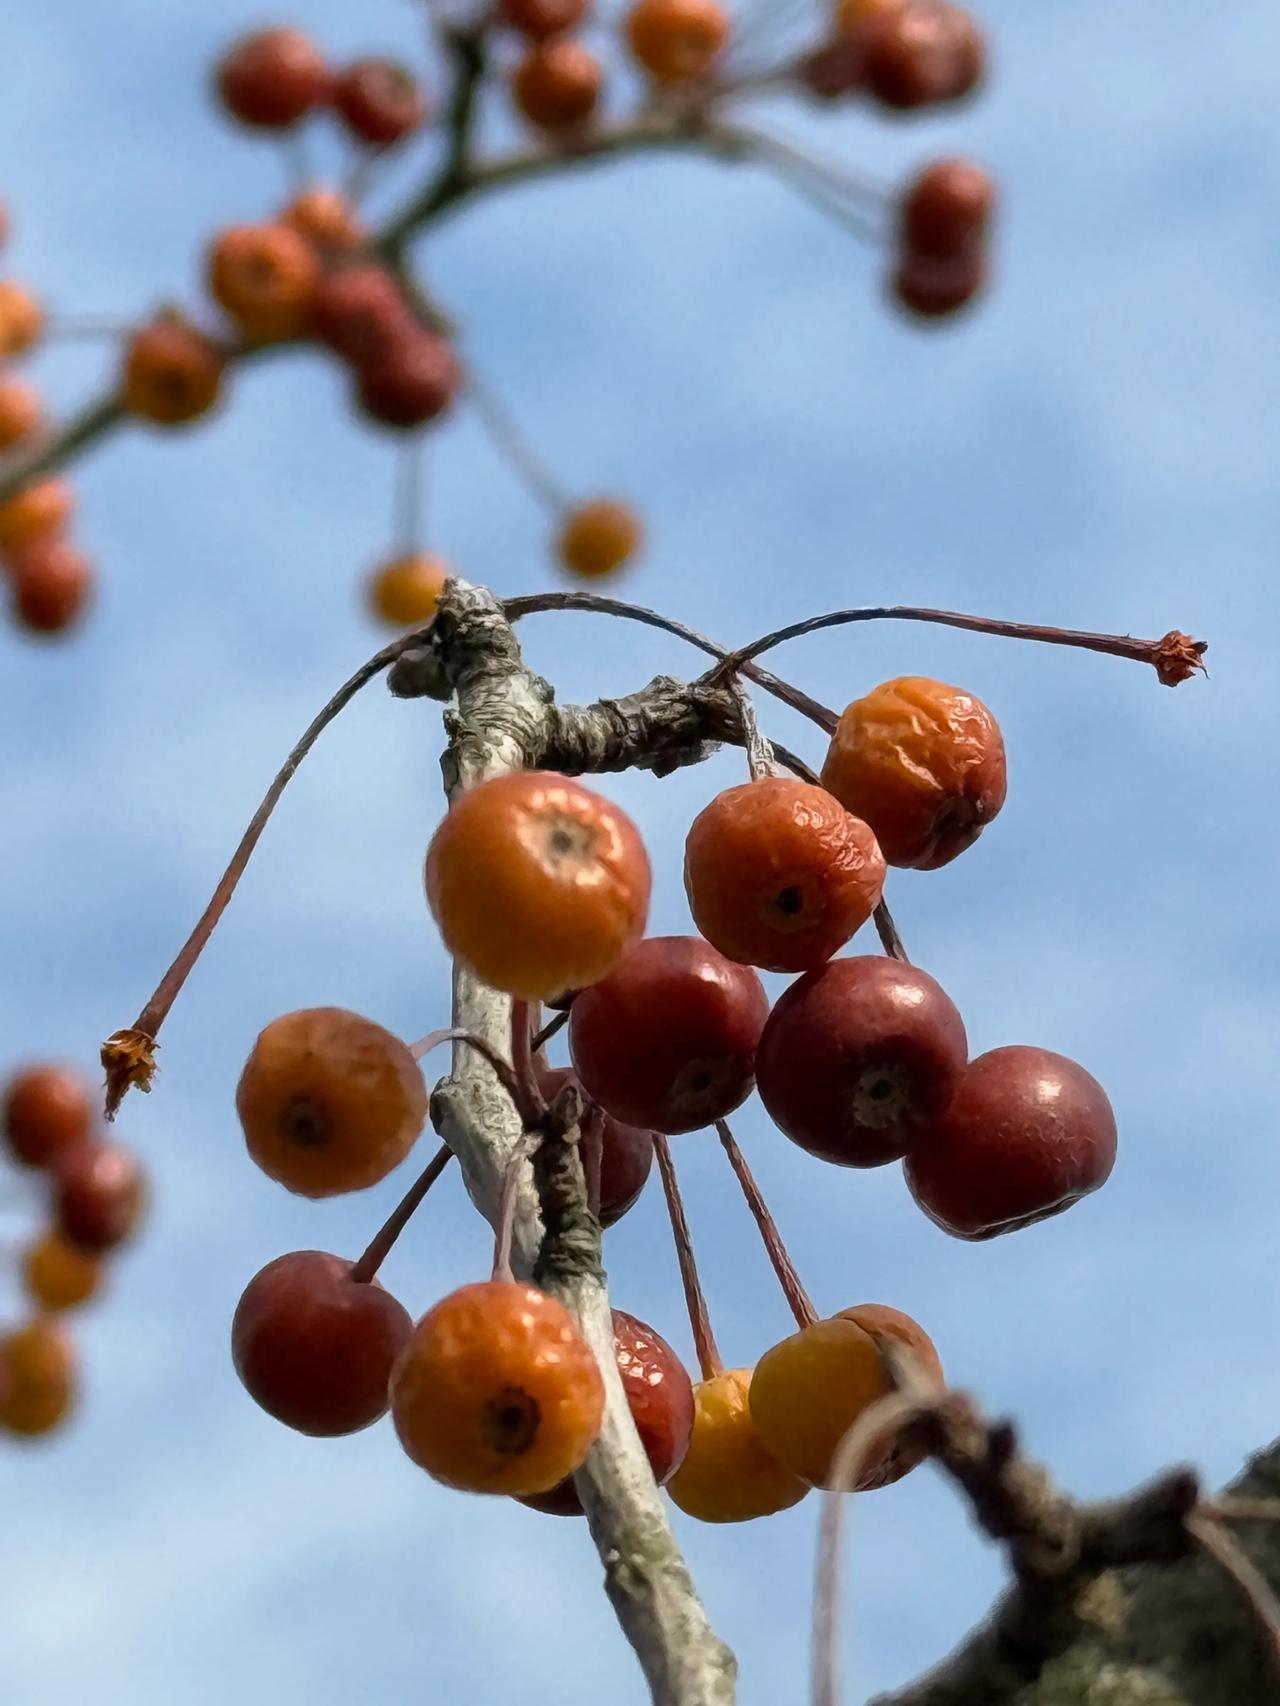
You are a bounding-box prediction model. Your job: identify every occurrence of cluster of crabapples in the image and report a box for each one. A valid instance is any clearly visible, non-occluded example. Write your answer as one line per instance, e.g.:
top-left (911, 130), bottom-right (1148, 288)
top-left (228, 667), bottom-right (1116, 1519)
top-left (0, 1063), bottom-right (146, 1440)
top-left (0, 1), bottom-right (994, 645)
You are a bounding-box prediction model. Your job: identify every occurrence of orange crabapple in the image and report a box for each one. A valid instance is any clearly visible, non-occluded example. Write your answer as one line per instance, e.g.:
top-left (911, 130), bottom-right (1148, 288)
top-left (0, 477), bottom-right (75, 561)
top-left (7, 537), bottom-right (94, 636)
top-left (512, 39), bottom-right (604, 135)
top-left (0, 1318), bottom-right (78, 1439)
top-left (22, 1231), bottom-right (103, 1313)
top-left (499, 0), bottom-right (592, 40)
top-left (121, 314), bottom-right (226, 426)
top-left (332, 58), bottom-right (429, 148)
top-left (519, 1308), bottom-right (694, 1514)
top-left (0, 280), bottom-right (43, 358)
top-left (365, 552), bottom-right (449, 629)
top-left (425, 771), bottom-right (651, 1002)
top-left (54, 1140), bottom-right (146, 1253)
top-left (821, 675), bottom-right (1007, 871)
top-left (232, 1250), bottom-right (413, 1436)
top-left (667, 1367), bottom-right (808, 1523)
top-left (391, 1280), bottom-right (605, 1496)
top-left (568, 935), bottom-right (768, 1134)
top-left (236, 1007), bottom-right (428, 1199)
top-left (281, 187), bottom-right (366, 252)
top-left (749, 1304), bottom-right (942, 1490)
top-left (205, 223), bottom-right (320, 344)
top-left (214, 27), bottom-right (330, 131)
top-left (2, 1063), bottom-right (94, 1170)
top-left (904, 1045), bottom-right (1118, 1239)
top-left (0, 375), bottom-right (43, 450)
top-left (683, 776), bottom-right (885, 973)
top-left (626, 0), bottom-right (730, 85)
top-left (557, 499), bottom-right (643, 580)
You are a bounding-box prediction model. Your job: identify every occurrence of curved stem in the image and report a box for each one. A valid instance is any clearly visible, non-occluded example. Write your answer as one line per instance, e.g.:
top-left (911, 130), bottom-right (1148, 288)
top-left (654, 1135), bottom-right (723, 1382)
top-left (350, 1142), bottom-right (453, 1284)
top-left (715, 1121), bottom-right (817, 1330)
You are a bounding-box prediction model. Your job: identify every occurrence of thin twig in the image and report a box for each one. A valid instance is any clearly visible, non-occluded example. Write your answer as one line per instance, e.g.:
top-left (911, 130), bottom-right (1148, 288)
top-left (654, 1135), bottom-right (723, 1382)
top-left (349, 1142), bottom-right (454, 1284)
top-left (531, 1006), bottom-right (571, 1054)
top-left (491, 1151), bottom-right (524, 1283)
top-left (1187, 1513), bottom-right (1280, 1675)
top-left (872, 900), bottom-right (909, 963)
top-left (716, 1120), bottom-right (817, 1330)
top-left (467, 363), bottom-right (568, 517)
top-left (100, 630), bottom-right (424, 1116)
top-left (408, 1025), bottom-right (541, 1128)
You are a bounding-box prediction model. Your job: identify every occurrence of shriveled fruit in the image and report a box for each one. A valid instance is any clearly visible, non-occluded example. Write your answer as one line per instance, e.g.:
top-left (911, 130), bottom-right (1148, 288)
top-left (122, 314), bottom-right (225, 425)
top-left (821, 675), bottom-right (1006, 870)
top-left (206, 223), bottom-right (320, 343)
top-left (512, 40), bottom-right (602, 134)
top-left (309, 264), bottom-right (412, 364)
top-left (756, 955), bottom-right (966, 1167)
top-left (55, 1141), bottom-right (145, 1252)
top-left (22, 1232), bottom-right (102, 1312)
top-left (3, 1064), bottom-right (93, 1169)
top-left (236, 1007), bottom-right (427, 1198)
top-left (426, 771), bottom-right (650, 1001)
top-left (750, 1305), bottom-right (941, 1489)
top-left (520, 1309), bottom-right (693, 1514)
top-left (366, 552), bottom-right (449, 628)
top-left (7, 538), bottom-right (94, 635)
top-left (214, 28), bottom-right (329, 130)
top-left (538, 1068), bottom-right (653, 1227)
top-left (684, 777), bottom-right (885, 973)
top-left (0, 375), bottom-right (42, 450)
top-left (569, 936), bottom-right (769, 1134)
top-left (333, 59), bottom-right (428, 147)
top-left (499, 0), bottom-right (591, 40)
top-left (859, 1), bottom-right (984, 109)
top-left (0, 478), bottom-right (74, 559)
top-left (836, 1302), bottom-right (944, 1488)
top-left (0, 1319), bottom-right (77, 1437)
top-left (626, 0), bottom-right (729, 84)
top-left (557, 499), bottom-right (642, 579)
top-left (0, 280), bottom-right (43, 358)
top-left (905, 1046), bottom-right (1117, 1239)
top-left (355, 331), bottom-right (463, 430)
top-left (232, 1250), bottom-right (412, 1435)
top-left (391, 1280), bottom-right (605, 1495)
top-left (668, 1368), bottom-right (808, 1522)
top-left (281, 187), bottom-right (365, 251)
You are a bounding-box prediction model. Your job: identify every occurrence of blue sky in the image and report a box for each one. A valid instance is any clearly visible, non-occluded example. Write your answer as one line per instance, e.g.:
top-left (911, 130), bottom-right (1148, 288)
top-left (3, 1), bottom-right (1280, 1701)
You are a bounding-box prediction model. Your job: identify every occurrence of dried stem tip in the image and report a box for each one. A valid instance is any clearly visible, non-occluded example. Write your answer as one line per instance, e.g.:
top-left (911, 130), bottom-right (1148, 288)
top-left (101, 1028), bottom-right (158, 1120)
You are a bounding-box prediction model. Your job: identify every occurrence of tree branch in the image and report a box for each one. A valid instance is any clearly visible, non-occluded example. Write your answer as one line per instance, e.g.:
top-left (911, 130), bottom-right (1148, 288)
top-left (420, 579), bottom-right (737, 1706)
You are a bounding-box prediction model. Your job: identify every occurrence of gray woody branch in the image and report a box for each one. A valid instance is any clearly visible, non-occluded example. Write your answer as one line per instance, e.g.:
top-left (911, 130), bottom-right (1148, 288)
top-left (404, 579), bottom-right (737, 1706)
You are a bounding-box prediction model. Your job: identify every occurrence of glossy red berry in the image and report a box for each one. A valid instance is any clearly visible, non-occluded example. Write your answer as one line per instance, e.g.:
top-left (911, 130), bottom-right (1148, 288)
top-left (519, 1309), bottom-right (693, 1514)
top-left (900, 159), bottom-right (995, 259)
top-left (859, 1), bottom-right (984, 110)
top-left (684, 777), bottom-right (885, 973)
top-left (569, 936), bottom-right (769, 1135)
top-left (355, 331), bottom-right (463, 431)
top-left (308, 264), bottom-right (412, 363)
top-left (332, 59), bottom-right (428, 147)
top-left (54, 1140), bottom-right (146, 1253)
top-left (538, 1068), bottom-right (654, 1227)
top-left (232, 1250), bottom-right (413, 1436)
top-left (905, 1046), bottom-right (1117, 1239)
top-left (3, 1064), bottom-right (93, 1169)
top-left (499, 0), bottom-right (591, 39)
top-left (7, 537), bottom-right (94, 636)
top-left (214, 28), bottom-right (329, 130)
top-left (755, 956), bottom-right (968, 1167)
